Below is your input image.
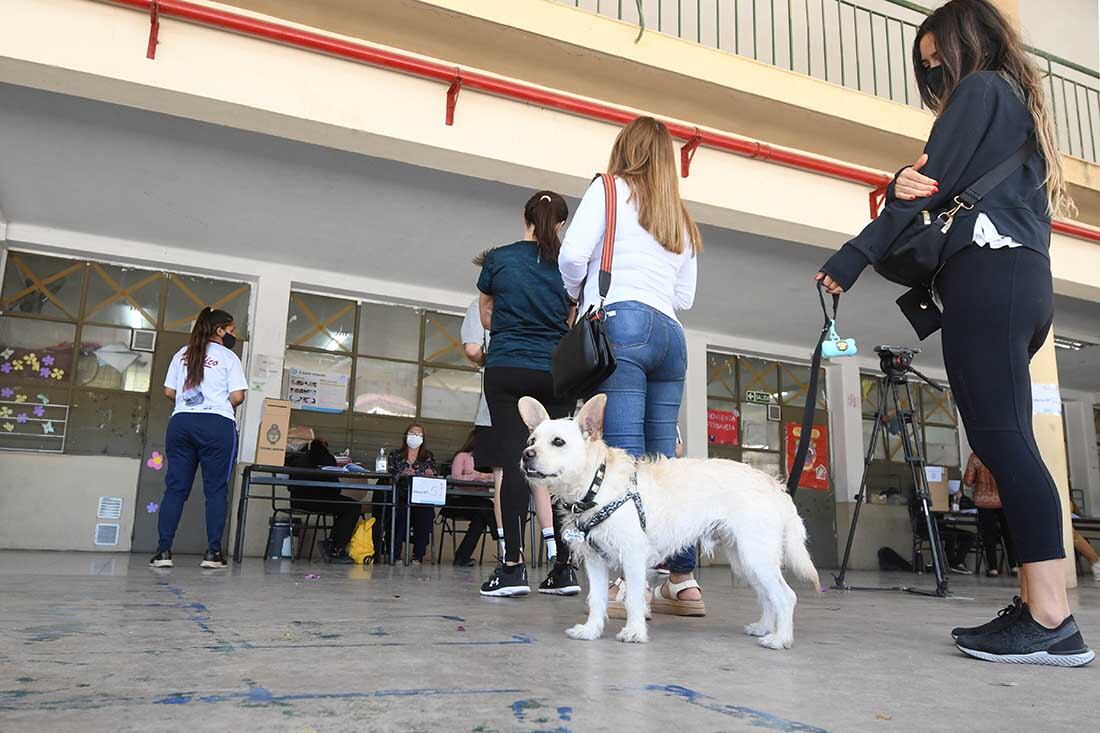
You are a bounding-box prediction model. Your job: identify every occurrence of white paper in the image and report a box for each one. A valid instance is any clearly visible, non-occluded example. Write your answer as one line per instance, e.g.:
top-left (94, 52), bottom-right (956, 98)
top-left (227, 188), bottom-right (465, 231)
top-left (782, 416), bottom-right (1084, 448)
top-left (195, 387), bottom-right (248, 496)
top-left (287, 367), bottom-right (348, 412)
top-left (1031, 383), bottom-right (1062, 415)
top-left (410, 476), bottom-right (447, 506)
top-left (948, 480), bottom-right (961, 496)
top-left (924, 466), bottom-right (944, 483)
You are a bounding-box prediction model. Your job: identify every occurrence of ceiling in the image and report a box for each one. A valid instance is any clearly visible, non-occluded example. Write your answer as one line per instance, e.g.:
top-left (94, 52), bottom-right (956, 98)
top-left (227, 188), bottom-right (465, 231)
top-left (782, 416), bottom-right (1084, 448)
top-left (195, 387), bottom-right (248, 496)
top-left (1, 82), bottom-right (1097, 393)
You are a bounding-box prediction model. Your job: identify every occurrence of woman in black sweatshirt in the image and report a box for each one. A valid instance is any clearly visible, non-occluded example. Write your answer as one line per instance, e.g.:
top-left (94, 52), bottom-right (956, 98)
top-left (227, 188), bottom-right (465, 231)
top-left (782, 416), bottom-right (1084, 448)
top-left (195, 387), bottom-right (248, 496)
top-left (817, 0), bottom-right (1091, 667)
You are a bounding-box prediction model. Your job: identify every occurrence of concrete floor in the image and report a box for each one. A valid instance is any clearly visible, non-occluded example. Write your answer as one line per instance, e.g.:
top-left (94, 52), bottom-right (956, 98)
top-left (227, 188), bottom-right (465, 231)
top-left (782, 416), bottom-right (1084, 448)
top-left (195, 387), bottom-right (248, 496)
top-left (1, 552), bottom-right (1097, 732)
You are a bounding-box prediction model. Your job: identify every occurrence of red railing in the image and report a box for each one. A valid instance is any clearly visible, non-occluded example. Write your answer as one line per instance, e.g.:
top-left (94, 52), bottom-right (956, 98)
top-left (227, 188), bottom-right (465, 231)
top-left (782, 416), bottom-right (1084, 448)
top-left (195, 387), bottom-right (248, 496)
top-left (99, 0), bottom-right (1100, 244)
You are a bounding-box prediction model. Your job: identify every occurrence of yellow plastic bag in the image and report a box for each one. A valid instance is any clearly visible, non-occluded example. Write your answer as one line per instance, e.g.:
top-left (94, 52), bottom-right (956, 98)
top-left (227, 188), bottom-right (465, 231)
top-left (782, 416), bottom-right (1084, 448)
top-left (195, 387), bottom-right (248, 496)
top-left (346, 516), bottom-right (376, 564)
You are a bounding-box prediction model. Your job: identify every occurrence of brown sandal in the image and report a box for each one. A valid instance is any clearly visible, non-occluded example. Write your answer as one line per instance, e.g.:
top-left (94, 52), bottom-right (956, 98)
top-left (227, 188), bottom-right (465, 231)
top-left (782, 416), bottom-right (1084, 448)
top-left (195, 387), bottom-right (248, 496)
top-left (650, 579), bottom-right (706, 617)
top-left (605, 577), bottom-right (651, 620)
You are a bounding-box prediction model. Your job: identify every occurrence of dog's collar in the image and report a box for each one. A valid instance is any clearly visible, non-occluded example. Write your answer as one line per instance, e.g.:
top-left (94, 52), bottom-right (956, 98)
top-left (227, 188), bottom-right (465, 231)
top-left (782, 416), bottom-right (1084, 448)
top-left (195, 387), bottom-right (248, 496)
top-left (562, 461), bottom-right (606, 514)
top-left (562, 472), bottom-right (645, 558)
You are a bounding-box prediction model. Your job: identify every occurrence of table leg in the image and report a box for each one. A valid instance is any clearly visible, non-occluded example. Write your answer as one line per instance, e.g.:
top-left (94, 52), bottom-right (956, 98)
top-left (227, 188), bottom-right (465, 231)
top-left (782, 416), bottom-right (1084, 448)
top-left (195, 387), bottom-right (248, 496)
top-left (232, 471), bottom-right (251, 563)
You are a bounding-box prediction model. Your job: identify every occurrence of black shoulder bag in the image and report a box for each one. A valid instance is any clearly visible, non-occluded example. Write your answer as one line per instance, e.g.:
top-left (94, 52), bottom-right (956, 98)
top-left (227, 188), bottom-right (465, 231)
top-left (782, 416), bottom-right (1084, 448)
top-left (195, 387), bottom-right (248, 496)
top-left (874, 140), bottom-right (1034, 339)
top-left (551, 174), bottom-right (618, 399)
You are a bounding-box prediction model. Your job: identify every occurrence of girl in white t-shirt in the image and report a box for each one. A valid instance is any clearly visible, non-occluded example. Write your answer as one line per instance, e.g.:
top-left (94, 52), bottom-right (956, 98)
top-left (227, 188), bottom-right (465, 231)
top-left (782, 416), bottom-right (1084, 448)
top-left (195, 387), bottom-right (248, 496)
top-left (151, 307), bottom-right (247, 569)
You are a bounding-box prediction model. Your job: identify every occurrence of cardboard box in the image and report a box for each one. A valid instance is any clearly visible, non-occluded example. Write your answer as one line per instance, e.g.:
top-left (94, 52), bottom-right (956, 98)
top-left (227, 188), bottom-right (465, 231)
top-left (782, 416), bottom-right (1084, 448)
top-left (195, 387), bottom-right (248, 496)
top-left (255, 399), bottom-right (291, 467)
top-left (924, 465), bottom-right (950, 512)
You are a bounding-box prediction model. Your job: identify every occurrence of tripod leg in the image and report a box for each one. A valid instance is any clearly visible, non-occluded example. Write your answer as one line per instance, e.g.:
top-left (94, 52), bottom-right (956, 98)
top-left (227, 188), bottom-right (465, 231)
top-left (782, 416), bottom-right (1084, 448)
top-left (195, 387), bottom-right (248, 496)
top-left (834, 377), bottom-right (889, 589)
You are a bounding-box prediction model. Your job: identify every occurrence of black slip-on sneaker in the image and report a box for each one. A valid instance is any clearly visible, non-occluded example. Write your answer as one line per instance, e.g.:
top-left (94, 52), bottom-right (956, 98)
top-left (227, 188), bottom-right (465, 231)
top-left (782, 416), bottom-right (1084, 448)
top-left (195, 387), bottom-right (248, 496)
top-left (149, 550), bottom-right (173, 568)
top-left (951, 596), bottom-right (1023, 641)
top-left (480, 563), bottom-right (530, 597)
top-left (200, 549), bottom-right (228, 569)
top-left (538, 564), bottom-right (582, 596)
top-left (956, 607), bottom-right (1095, 667)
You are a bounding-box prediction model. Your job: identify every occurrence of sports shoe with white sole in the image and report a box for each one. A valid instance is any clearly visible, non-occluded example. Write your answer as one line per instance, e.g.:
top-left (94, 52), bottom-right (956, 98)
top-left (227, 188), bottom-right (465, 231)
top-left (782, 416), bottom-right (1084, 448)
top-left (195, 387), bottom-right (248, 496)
top-left (951, 596), bottom-right (1023, 641)
top-left (149, 550), bottom-right (173, 568)
top-left (480, 563), bottom-right (530, 597)
top-left (956, 606), bottom-right (1094, 667)
top-left (200, 549), bottom-right (228, 569)
top-left (538, 564), bottom-right (581, 596)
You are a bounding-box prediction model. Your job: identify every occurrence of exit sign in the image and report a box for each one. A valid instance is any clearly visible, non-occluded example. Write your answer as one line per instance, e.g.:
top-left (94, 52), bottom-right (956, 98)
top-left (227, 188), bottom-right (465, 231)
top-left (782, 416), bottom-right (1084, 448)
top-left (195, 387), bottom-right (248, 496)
top-left (745, 390), bottom-right (773, 404)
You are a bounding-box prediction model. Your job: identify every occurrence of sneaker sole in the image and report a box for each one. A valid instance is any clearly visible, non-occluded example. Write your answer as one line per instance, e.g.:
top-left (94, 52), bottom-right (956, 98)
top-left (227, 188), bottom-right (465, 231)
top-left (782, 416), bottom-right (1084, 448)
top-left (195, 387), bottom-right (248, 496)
top-left (480, 586), bottom-right (530, 597)
top-left (150, 560), bottom-right (173, 568)
top-left (538, 586), bottom-right (582, 596)
top-left (955, 643), bottom-right (1095, 667)
top-left (200, 561), bottom-right (228, 569)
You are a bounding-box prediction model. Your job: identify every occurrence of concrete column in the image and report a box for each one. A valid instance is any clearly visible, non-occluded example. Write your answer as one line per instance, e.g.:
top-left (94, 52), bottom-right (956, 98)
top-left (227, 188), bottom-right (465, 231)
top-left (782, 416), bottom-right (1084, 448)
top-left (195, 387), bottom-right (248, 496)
top-left (682, 329), bottom-right (709, 460)
top-left (237, 271), bottom-right (292, 463)
top-left (828, 359), bottom-right (866, 504)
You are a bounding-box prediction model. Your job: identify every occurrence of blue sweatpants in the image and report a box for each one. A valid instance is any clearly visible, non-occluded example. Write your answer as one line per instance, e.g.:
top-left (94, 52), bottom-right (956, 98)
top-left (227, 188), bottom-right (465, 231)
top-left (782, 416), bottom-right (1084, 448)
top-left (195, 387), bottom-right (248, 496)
top-left (158, 412), bottom-right (238, 552)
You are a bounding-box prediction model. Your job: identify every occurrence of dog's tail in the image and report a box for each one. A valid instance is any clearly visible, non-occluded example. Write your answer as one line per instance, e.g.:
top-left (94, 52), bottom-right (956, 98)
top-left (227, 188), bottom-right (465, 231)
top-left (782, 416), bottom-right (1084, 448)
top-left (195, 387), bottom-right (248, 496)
top-left (783, 504), bottom-right (821, 590)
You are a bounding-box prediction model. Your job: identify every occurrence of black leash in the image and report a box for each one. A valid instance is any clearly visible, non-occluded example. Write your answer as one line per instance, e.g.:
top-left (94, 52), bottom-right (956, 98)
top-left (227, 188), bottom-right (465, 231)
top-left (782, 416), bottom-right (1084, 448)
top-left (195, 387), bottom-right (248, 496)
top-left (787, 283), bottom-right (839, 496)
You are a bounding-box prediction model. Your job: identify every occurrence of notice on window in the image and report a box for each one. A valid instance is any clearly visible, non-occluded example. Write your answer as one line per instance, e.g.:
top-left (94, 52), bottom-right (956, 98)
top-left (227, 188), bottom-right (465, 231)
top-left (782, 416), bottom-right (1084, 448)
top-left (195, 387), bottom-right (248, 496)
top-left (924, 466), bottom-right (944, 483)
top-left (785, 422), bottom-right (830, 491)
top-left (1031, 383), bottom-right (1062, 416)
top-left (707, 408), bottom-right (739, 446)
top-left (410, 476), bottom-right (447, 506)
top-left (287, 367), bottom-right (348, 413)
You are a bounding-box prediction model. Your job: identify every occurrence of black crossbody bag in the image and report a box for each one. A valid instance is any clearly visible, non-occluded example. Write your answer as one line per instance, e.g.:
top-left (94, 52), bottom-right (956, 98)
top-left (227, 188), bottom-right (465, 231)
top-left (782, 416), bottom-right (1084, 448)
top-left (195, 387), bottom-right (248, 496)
top-left (551, 174), bottom-right (618, 399)
top-left (874, 140), bottom-right (1034, 339)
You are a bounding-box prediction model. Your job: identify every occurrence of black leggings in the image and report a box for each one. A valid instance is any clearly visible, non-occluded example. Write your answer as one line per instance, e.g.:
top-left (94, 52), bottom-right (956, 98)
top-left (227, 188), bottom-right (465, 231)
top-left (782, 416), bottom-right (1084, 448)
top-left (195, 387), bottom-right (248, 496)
top-left (484, 366), bottom-right (573, 565)
top-left (938, 244), bottom-right (1061, 564)
top-left (977, 507), bottom-right (1019, 569)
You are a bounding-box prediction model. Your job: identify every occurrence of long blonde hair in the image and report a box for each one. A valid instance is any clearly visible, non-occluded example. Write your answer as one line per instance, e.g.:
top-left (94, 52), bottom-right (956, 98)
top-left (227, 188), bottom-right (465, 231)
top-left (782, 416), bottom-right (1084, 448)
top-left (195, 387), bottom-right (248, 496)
top-left (607, 117), bottom-right (703, 255)
top-left (915, 0), bottom-right (1074, 218)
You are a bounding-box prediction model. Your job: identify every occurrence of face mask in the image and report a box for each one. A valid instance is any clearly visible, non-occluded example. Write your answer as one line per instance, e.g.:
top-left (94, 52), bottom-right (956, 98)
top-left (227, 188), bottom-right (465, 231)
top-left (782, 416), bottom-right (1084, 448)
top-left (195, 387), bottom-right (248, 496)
top-left (925, 65), bottom-right (945, 98)
top-left (406, 434), bottom-right (424, 449)
top-left (220, 331), bottom-right (237, 351)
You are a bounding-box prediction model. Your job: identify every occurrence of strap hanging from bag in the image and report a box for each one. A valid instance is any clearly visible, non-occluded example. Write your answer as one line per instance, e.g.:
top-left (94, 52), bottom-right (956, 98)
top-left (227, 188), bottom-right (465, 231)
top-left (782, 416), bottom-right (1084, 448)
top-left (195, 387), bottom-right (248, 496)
top-left (596, 173), bottom-right (617, 305)
top-left (954, 139), bottom-right (1035, 209)
top-left (787, 283), bottom-right (837, 496)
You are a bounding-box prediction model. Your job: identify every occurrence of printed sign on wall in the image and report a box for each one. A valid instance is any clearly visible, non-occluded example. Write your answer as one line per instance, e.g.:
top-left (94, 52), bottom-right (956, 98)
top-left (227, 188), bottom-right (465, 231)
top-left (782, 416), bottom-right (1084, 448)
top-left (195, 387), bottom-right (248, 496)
top-left (707, 408), bottom-right (739, 446)
top-left (785, 422), bottom-right (830, 491)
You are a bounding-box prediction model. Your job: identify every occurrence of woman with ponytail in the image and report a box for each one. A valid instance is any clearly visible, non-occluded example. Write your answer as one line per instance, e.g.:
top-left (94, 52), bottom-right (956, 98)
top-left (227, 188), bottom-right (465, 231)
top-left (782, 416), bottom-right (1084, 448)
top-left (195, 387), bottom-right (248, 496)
top-left (151, 307), bottom-right (247, 569)
top-left (476, 191), bottom-right (579, 598)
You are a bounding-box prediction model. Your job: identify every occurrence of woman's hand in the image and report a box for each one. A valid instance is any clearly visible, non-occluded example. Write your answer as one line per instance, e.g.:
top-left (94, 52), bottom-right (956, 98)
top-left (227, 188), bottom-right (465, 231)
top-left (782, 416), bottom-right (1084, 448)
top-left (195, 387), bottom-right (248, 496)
top-left (814, 272), bottom-right (845, 296)
top-left (893, 154), bottom-right (938, 201)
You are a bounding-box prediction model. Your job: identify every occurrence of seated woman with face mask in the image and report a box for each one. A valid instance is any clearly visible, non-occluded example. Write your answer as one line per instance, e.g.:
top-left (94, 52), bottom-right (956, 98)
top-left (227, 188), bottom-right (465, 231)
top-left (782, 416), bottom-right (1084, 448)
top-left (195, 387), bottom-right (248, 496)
top-left (387, 422), bottom-right (437, 565)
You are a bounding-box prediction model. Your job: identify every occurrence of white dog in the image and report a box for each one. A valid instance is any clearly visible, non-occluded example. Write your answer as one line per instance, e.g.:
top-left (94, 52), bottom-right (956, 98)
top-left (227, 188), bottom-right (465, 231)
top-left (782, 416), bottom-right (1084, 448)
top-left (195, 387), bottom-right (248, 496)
top-left (518, 394), bottom-right (820, 648)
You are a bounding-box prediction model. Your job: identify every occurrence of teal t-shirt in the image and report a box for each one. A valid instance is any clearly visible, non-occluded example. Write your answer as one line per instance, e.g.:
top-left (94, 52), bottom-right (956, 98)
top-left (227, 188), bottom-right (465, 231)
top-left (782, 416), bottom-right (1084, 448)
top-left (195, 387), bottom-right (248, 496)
top-left (477, 241), bottom-right (570, 372)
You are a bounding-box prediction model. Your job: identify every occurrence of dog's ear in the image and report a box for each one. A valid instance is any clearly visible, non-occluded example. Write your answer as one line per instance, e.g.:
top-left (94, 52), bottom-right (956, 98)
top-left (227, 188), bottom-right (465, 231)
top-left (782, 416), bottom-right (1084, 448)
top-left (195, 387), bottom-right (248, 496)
top-left (518, 396), bottom-right (550, 432)
top-left (576, 394), bottom-right (607, 440)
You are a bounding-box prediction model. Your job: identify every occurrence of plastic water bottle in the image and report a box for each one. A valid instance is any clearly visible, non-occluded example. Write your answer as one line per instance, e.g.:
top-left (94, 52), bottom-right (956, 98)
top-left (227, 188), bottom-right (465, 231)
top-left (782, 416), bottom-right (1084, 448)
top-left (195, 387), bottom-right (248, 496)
top-left (375, 449), bottom-right (387, 473)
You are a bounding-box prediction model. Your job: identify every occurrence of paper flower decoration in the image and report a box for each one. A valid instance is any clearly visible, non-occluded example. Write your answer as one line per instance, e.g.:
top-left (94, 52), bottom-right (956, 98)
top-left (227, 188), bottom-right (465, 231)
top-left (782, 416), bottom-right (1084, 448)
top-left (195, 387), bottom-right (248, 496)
top-left (146, 502), bottom-right (159, 514)
top-left (15, 395), bottom-right (28, 403)
top-left (36, 394), bottom-right (48, 404)
top-left (39, 368), bottom-right (51, 379)
top-left (0, 407), bottom-right (11, 418)
top-left (41, 421), bottom-right (55, 435)
top-left (50, 369), bottom-right (64, 380)
top-left (0, 388), bottom-right (12, 398)
top-left (0, 349), bottom-right (12, 360)
top-left (147, 451), bottom-right (165, 471)
top-left (33, 405), bottom-right (45, 418)
top-left (42, 355), bottom-right (54, 366)
top-left (11, 360), bottom-right (23, 371)
top-left (1, 423), bottom-right (12, 433)
top-left (0, 364), bottom-right (11, 374)
top-left (15, 413), bottom-right (28, 424)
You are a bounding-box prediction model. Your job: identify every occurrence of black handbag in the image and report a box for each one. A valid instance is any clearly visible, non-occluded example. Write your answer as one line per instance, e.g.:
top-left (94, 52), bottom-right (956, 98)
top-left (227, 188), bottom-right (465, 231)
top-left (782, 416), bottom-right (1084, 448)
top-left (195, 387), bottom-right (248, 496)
top-left (551, 174), bottom-right (618, 399)
top-left (874, 139), bottom-right (1034, 290)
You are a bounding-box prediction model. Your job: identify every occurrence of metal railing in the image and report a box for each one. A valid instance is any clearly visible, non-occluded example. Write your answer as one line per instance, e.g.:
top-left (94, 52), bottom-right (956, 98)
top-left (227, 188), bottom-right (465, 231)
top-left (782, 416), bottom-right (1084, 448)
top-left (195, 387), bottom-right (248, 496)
top-left (562, 0), bottom-right (1099, 162)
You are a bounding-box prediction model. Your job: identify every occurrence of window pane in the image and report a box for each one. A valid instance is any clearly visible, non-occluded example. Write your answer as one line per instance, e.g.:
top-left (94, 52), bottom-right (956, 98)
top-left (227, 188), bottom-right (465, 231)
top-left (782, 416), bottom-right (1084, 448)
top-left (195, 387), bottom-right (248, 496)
top-left (357, 302), bottom-right (420, 360)
top-left (76, 326), bottom-right (152, 393)
top-left (353, 358), bottom-right (417, 417)
top-left (920, 384), bottom-right (957, 426)
top-left (0, 392), bottom-right (68, 453)
top-left (286, 293), bottom-right (355, 352)
top-left (66, 390), bottom-right (147, 457)
top-left (861, 375), bottom-right (883, 418)
top-left (924, 425), bottom-right (960, 468)
top-left (164, 274), bottom-right (251, 337)
top-left (781, 363), bottom-right (826, 409)
top-left (282, 350), bottom-right (352, 413)
top-left (83, 263), bottom-right (162, 329)
top-left (421, 367), bottom-right (481, 422)
top-left (0, 252), bottom-right (85, 320)
top-left (740, 403), bottom-right (778, 450)
top-left (742, 450), bottom-right (781, 478)
top-left (0, 317), bottom-right (76, 387)
top-left (706, 353), bottom-right (738, 400)
top-left (863, 418), bottom-right (889, 461)
top-left (422, 312), bottom-right (467, 367)
top-left (707, 442), bottom-right (740, 460)
top-left (740, 357), bottom-right (778, 403)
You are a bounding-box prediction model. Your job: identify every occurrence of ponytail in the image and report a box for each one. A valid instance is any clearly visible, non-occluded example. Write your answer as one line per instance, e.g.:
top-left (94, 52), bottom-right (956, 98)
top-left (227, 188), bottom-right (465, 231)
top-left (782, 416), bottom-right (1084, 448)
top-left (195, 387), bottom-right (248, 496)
top-left (524, 191), bottom-right (569, 264)
top-left (184, 307), bottom-right (234, 390)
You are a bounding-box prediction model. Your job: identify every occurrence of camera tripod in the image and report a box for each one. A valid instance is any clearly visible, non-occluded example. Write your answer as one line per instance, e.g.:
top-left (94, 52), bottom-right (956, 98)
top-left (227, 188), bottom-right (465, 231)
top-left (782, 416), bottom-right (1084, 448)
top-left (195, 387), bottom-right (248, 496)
top-left (833, 347), bottom-right (950, 598)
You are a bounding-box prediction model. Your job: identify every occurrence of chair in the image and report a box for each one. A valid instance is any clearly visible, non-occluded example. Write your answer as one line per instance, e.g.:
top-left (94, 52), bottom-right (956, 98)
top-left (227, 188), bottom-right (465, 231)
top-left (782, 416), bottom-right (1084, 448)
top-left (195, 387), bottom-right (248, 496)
top-left (436, 510), bottom-right (495, 565)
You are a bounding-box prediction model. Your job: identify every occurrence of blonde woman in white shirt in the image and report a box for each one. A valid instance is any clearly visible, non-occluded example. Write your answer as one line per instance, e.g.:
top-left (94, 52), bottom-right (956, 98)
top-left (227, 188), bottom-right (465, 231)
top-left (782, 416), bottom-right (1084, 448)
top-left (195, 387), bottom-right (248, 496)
top-left (150, 307), bottom-right (247, 570)
top-left (559, 117), bottom-right (704, 616)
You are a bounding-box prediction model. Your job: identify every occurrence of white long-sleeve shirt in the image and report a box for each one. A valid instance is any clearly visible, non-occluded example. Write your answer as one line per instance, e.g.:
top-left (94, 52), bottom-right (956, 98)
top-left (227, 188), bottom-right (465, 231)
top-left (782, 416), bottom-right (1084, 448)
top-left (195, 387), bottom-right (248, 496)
top-left (559, 177), bottom-right (697, 323)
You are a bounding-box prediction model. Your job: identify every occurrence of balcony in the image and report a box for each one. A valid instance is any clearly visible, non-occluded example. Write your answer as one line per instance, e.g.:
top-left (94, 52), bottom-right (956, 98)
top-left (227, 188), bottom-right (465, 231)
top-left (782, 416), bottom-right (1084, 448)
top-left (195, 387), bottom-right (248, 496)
top-left (559, 0), bottom-right (1100, 162)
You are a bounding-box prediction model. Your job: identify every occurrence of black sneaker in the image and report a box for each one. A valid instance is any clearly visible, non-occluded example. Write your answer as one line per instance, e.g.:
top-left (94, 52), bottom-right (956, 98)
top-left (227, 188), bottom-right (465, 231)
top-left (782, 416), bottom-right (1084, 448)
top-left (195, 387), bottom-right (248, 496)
top-left (149, 550), bottom-right (173, 568)
top-left (326, 550), bottom-right (356, 565)
top-left (951, 597), bottom-right (1023, 641)
top-left (453, 557), bottom-right (478, 568)
top-left (480, 563), bottom-right (530, 597)
top-left (538, 564), bottom-right (582, 596)
top-left (955, 606), bottom-right (1095, 667)
top-left (200, 549), bottom-right (228, 569)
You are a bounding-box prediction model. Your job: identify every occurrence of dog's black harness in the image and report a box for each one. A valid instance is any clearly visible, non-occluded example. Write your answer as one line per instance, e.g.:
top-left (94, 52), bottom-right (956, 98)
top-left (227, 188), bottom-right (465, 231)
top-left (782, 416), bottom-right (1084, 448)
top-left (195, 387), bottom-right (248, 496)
top-left (562, 465), bottom-right (645, 561)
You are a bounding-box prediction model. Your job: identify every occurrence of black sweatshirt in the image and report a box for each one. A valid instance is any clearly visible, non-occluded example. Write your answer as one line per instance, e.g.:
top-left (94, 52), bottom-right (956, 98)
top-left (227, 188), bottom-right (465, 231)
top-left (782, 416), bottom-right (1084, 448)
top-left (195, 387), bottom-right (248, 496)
top-left (822, 71), bottom-right (1052, 290)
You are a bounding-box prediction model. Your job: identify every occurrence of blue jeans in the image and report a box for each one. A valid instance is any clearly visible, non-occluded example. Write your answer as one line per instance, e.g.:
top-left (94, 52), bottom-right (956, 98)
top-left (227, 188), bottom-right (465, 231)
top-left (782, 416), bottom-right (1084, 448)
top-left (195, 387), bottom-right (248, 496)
top-left (598, 301), bottom-right (695, 573)
top-left (159, 412), bottom-right (238, 552)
